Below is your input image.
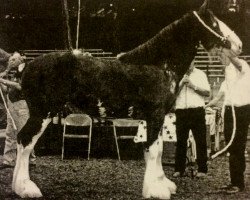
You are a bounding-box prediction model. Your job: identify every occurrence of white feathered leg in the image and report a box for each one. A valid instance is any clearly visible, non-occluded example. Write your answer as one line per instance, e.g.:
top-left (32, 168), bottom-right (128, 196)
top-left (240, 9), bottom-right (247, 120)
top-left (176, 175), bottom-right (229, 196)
top-left (156, 136), bottom-right (176, 194)
top-left (143, 136), bottom-right (177, 199)
top-left (12, 118), bottom-right (51, 198)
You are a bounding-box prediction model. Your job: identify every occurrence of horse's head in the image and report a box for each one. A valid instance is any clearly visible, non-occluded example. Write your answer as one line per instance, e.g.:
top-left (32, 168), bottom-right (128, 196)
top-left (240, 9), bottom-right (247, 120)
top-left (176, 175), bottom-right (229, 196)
top-left (197, 0), bottom-right (242, 57)
top-left (117, 0), bottom-right (242, 74)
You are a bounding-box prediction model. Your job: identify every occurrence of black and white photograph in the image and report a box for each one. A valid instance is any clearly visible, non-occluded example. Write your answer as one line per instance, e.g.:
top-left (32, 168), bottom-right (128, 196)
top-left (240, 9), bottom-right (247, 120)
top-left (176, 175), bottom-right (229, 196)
top-left (0, 0), bottom-right (250, 199)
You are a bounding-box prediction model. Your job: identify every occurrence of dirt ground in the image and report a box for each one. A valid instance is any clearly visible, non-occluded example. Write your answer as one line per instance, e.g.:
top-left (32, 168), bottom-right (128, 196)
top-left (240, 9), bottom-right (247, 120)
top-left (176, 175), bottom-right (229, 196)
top-left (0, 155), bottom-right (249, 200)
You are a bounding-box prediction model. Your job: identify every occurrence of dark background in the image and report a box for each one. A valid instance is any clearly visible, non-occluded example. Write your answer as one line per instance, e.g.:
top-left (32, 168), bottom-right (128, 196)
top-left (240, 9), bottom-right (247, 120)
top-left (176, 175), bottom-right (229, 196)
top-left (0, 0), bottom-right (249, 54)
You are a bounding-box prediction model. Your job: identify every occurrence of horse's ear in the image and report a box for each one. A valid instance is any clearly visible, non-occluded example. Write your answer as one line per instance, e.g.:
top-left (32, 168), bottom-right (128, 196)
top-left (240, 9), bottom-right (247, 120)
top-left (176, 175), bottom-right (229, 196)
top-left (199, 0), bottom-right (209, 14)
top-left (198, 0), bottom-right (217, 20)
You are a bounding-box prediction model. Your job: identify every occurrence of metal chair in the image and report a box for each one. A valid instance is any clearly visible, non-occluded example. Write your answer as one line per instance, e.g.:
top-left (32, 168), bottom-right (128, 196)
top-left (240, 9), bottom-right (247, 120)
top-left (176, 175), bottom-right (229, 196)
top-left (62, 114), bottom-right (92, 160)
top-left (111, 118), bottom-right (142, 161)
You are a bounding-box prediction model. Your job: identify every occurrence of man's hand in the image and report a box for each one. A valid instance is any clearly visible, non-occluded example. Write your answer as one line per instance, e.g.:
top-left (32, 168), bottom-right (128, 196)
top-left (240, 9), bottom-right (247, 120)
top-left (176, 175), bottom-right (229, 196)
top-left (0, 77), bottom-right (6, 83)
top-left (0, 78), bottom-right (21, 90)
top-left (180, 75), bottom-right (198, 91)
top-left (228, 56), bottom-right (244, 72)
top-left (180, 75), bottom-right (191, 87)
top-left (182, 75), bottom-right (190, 84)
top-left (0, 71), bottom-right (7, 78)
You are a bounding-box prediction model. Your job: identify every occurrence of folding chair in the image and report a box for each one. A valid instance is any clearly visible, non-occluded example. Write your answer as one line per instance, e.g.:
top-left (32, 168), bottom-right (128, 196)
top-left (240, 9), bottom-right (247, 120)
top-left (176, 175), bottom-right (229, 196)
top-left (111, 118), bottom-right (142, 161)
top-left (62, 114), bottom-right (92, 160)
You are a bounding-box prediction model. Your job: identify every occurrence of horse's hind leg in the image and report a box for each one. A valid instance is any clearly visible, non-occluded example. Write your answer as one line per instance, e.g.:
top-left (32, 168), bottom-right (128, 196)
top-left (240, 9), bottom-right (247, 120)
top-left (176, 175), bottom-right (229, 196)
top-left (142, 110), bottom-right (176, 199)
top-left (12, 116), bottom-right (51, 198)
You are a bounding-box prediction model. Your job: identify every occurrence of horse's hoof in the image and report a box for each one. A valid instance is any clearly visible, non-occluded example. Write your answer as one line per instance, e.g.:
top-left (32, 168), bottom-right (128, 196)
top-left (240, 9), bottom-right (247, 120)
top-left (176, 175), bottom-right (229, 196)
top-left (143, 179), bottom-right (171, 199)
top-left (162, 177), bottom-right (177, 194)
top-left (14, 179), bottom-right (42, 198)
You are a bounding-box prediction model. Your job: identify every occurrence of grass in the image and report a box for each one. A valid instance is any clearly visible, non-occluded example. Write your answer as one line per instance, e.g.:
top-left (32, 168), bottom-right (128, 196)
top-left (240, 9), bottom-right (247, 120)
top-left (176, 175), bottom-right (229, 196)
top-left (0, 155), bottom-right (249, 200)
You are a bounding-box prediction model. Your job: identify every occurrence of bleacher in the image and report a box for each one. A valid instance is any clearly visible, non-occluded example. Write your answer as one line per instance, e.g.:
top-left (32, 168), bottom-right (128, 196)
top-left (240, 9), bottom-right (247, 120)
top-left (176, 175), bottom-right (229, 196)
top-left (20, 49), bottom-right (116, 61)
top-left (194, 47), bottom-right (250, 86)
top-left (20, 47), bottom-right (250, 91)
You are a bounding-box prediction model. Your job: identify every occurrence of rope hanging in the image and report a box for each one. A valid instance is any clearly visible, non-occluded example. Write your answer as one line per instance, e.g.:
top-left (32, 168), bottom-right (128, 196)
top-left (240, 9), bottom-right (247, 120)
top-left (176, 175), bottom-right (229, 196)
top-left (211, 76), bottom-right (237, 159)
top-left (76, 0), bottom-right (81, 49)
top-left (193, 10), bottom-right (238, 159)
top-left (0, 87), bottom-right (17, 130)
top-left (62, 0), bottom-right (73, 51)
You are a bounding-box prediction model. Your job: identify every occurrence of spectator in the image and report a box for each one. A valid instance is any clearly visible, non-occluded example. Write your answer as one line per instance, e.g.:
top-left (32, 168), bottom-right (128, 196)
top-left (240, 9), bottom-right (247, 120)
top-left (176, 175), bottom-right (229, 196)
top-left (0, 48), bottom-right (11, 72)
top-left (205, 81), bottom-right (226, 153)
top-left (173, 61), bottom-right (210, 178)
top-left (0, 52), bottom-right (35, 169)
top-left (0, 49), bottom-right (11, 130)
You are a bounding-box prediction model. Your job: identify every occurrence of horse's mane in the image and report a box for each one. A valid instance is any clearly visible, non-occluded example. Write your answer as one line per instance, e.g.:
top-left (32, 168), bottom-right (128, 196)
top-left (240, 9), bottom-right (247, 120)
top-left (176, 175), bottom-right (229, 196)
top-left (118, 12), bottom-right (197, 67)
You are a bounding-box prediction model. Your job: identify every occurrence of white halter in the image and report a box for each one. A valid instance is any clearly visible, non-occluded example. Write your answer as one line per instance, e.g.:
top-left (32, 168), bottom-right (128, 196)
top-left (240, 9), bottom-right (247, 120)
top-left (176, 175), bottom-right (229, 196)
top-left (193, 11), bottom-right (228, 44)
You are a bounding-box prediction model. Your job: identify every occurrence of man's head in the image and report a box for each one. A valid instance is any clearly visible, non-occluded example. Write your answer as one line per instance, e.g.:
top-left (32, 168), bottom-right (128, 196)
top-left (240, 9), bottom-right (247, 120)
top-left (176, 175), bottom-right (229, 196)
top-left (7, 52), bottom-right (24, 71)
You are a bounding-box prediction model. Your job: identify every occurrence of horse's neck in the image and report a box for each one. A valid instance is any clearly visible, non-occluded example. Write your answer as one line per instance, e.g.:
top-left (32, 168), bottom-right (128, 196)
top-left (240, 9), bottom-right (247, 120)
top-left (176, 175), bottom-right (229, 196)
top-left (169, 13), bottom-right (201, 77)
top-left (118, 12), bottom-right (200, 71)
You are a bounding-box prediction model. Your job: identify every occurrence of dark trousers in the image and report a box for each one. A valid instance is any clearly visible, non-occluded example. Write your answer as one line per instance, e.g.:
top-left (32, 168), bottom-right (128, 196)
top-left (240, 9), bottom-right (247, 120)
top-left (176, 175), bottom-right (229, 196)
top-left (224, 105), bottom-right (250, 189)
top-left (175, 107), bottom-right (208, 173)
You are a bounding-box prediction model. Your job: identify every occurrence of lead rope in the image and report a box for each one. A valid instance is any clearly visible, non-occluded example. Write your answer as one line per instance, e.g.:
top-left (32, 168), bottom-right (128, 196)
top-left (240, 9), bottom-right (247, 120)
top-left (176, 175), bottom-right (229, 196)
top-left (193, 9), bottom-right (238, 159)
top-left (211, 79), bottom-right (236, 159)
top-left (0, 87), bottom-right (17, 130)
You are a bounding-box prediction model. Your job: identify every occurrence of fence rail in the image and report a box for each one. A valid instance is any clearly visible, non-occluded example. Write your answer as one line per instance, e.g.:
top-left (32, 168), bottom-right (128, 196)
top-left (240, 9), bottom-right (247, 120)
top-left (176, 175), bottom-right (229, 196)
top-left (21, 49), bottom-right (114, 61)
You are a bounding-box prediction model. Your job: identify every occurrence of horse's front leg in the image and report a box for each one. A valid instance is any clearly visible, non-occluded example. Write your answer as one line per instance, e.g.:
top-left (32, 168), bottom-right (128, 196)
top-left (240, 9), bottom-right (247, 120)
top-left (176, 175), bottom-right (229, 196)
top-left (12, 117), bottom-right (51, 198)
top-left (142, 118), bottom-right (176, 199)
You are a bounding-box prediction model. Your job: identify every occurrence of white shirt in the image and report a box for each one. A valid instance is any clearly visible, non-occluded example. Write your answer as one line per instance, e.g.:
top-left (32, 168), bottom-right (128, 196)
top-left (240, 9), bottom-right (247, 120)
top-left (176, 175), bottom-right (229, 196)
top-left (175, 68), bottom-right (210, 109)
top-left (221, 60), bottom-right (250, 106)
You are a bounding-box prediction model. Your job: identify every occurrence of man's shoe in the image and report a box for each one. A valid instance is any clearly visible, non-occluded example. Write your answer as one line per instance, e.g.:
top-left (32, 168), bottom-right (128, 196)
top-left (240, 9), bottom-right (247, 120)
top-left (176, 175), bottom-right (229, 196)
top-left (220, 184), bottom-right (233, 190)
top-left (173, 172), bottom-right (181, 177)
top-left (196, 172), bottom-right (207, 178)
top-left (226, 186), bottom-right (244, 194)
top-left (173, 171), bottom-right (186, 177)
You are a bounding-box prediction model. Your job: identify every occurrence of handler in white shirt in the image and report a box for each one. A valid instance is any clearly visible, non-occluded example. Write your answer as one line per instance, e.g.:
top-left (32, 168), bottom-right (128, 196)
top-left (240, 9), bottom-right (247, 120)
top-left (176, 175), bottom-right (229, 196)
top-left (220, 57), bottom-right (250, 193)
top-left (173, 63), bottom-right (210, 178)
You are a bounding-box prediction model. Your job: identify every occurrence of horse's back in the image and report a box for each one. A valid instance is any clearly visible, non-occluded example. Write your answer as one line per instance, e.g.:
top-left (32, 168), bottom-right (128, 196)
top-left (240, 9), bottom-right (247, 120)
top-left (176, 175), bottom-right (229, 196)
top-left (21, 52), bottom-right (173, 117)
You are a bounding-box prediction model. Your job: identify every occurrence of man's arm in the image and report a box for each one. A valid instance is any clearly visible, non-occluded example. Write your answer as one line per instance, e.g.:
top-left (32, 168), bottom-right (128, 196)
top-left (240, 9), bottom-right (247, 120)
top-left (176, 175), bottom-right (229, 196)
top-left (205, 90), bottom-right (224, 108)
top-left (0, 78), bottom-right (22, 90)
top-left (229, 57), bottom-right (249, 72)
top-left (187, 81), bottom-right (210, 97)
top-left (182, 73), bottom-right (210, 97)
